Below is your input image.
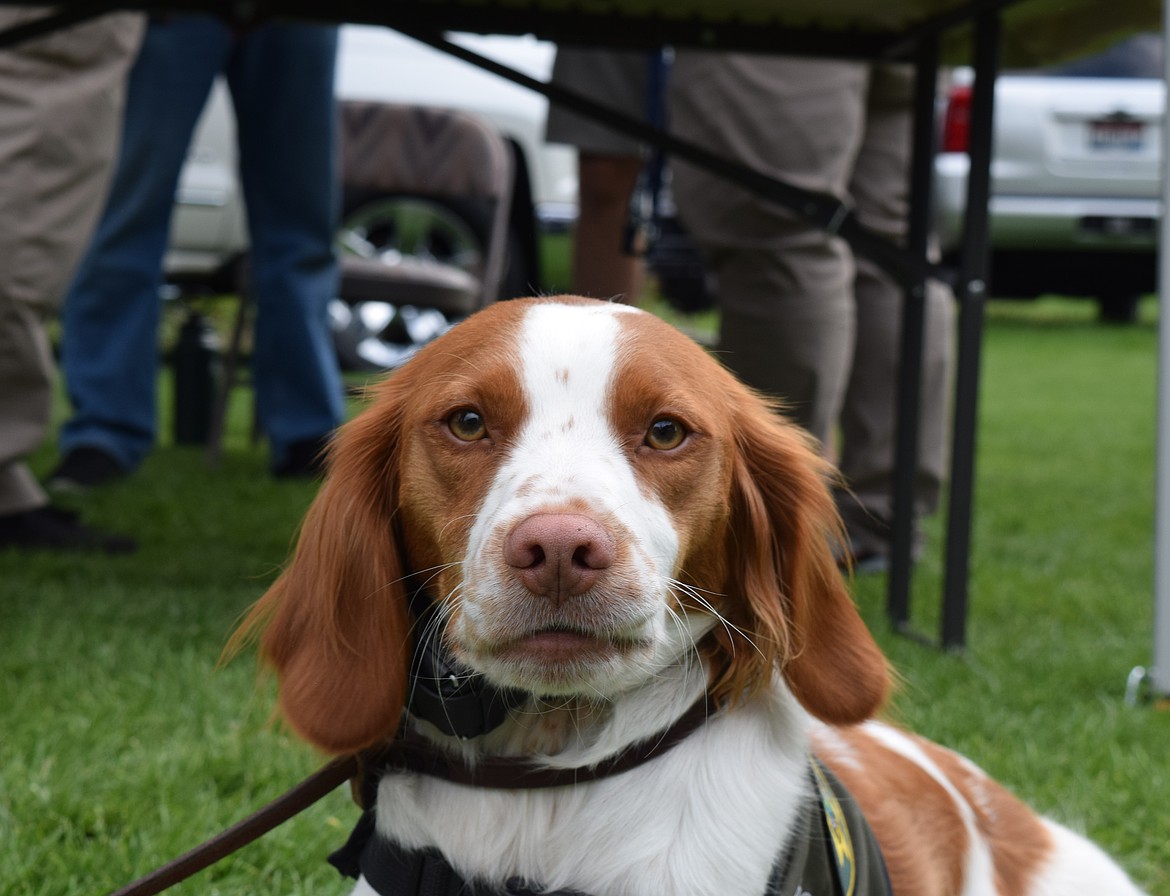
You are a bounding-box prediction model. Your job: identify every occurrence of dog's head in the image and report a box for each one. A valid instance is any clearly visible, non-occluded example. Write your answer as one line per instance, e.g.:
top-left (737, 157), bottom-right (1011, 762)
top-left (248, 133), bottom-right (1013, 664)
top-left (236, 297), bottom-right (888, 754)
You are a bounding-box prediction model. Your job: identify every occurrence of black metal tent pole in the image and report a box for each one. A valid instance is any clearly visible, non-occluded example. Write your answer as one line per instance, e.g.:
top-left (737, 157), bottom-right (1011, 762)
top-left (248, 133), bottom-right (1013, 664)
top-left (942, 8), bottom-right (1001, 649)
top-left (0, 0), bottom-right (1004, 652)
top-left (887, 33), bottom-right (942, 636)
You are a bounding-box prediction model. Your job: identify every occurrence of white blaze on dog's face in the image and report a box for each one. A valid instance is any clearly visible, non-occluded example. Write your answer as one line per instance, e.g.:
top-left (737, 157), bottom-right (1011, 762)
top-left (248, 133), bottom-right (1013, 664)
top-left (399, 300), bottom-right (735, 698)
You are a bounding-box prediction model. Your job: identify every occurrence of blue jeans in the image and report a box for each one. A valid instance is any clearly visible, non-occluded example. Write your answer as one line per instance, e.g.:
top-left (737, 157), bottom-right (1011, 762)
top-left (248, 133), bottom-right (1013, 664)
top-left (59, 16), bottom-right (344, 471)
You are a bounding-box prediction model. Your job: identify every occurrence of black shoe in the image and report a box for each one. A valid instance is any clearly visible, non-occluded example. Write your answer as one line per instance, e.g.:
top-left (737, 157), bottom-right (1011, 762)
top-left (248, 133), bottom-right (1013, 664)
top-left (47, 445), bottom-right (127, 492)
top-left (272, 434), bottom-right (332, 480)
top-left (0, 505), bottom-right (137, 554)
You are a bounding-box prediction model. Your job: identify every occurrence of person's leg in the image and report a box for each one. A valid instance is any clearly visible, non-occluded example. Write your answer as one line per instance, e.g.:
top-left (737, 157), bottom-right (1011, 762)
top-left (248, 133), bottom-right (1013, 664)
top-left (57, 16), bottom-right (229, 473)
top-left (572, 152), bottom-right (644, 301)
top-left (710, 241), bottom-right (855, 446)
top-left (837, 64), bottom-right (954, 562)
top-left (669, 53), bottom-right (868, 449)
top-left (838, 266), bottom-right (951, 562)
top-left (228, 23), bottom-right (344, 473)
top-left (0, 11), bottom-right (97, 512)
top-left (0, 10), bottom-right (141, 548)
top-left (546, 48), bottom-right (649, 303)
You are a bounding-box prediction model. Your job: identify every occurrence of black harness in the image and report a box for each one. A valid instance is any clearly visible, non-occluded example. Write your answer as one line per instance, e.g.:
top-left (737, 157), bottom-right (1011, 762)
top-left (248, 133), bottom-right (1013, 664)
top-left (328, 756), bottom-right (891, 896)
top-left (338, 621), bottom-right (892, 896)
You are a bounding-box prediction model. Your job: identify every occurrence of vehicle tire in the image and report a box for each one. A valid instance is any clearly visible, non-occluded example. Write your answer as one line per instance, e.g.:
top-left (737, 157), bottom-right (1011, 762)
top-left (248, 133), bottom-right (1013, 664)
top-left (331, 189), bottom-right (534, 372)
top-left (1097, 292), bottom-right (1141, 324)
top-left (338, 188), bottom-right (530, 303)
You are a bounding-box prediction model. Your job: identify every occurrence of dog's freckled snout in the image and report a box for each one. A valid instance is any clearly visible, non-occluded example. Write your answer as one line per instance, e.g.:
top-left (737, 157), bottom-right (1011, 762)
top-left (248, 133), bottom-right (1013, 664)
top-left (504, 513), bottom-right (615, 599)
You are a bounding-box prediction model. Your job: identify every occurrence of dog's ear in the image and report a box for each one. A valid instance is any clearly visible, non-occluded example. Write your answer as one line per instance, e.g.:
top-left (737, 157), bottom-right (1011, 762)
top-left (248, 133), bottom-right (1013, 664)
top-left (229, 384), bottom-right (414, 755)
top-left (719, 388), bottom-right (890, 725)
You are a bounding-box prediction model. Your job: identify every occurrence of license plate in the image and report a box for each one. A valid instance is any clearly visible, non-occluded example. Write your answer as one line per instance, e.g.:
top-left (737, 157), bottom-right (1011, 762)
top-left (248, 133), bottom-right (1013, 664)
top-left (1088, 118), bottom-right (1145, 151)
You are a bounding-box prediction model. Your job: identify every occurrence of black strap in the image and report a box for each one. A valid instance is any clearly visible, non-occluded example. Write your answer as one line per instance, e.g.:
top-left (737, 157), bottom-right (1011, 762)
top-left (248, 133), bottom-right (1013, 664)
top-left (331, 815), bottom-right (588, 896)
top-left (337, 758), bottom-right (892, 896)
top-left (767, 761), bottom-right (893, 896)
top-left (624, 50), bottom-right (672, 259)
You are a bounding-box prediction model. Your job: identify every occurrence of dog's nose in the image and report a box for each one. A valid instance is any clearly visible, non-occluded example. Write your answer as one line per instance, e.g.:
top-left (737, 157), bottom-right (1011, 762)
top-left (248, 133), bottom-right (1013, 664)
top-left (504, 513), bottom-right (616, 598)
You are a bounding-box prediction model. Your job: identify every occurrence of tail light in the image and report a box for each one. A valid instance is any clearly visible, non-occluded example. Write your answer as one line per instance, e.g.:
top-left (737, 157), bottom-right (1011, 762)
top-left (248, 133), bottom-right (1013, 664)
top-left (941, 83), bottom-right (972, 153)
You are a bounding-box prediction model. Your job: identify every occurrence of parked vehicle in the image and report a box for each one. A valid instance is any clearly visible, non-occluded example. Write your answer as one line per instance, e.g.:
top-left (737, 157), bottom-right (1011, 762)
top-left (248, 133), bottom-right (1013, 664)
top-left (934, 33), bottom-right (1163, 321)
top-left (165, 27), bottom-right (582, 369)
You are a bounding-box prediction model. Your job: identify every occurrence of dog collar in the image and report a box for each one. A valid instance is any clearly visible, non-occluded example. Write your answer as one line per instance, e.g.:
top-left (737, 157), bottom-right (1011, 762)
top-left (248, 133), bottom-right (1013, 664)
top-left (357, 695), bottom-right (713, 799)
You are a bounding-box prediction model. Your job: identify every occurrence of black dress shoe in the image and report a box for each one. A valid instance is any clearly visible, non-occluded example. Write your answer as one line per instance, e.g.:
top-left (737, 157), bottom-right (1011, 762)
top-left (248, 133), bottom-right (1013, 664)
top-left (0, 505), bottom-right (137, 554)
top-left (47, 445), bottom-right (128, 492)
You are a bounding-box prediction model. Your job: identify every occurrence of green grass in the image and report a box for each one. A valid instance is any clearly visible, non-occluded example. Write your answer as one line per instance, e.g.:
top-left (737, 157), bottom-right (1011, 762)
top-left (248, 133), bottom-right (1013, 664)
top-left (2, 293), bottom-right (1167, 895)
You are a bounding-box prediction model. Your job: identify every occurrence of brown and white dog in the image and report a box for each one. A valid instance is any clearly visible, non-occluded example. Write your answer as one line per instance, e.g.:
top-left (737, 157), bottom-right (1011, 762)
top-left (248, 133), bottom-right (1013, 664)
top-left (238, 296), bottom-right (1145, 896)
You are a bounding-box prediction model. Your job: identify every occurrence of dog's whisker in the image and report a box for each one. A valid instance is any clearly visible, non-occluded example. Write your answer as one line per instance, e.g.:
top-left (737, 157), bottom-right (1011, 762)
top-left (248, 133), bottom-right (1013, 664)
top-left (662, 603), bottom-right (705, 671)
top-left (362, 560), bottom-right (462, 606)
top-left (405, 585), bottom-right (467, 722)
top-left (413, 561), bottom-right (464, 595)
top-left (436, 513), bottom-right (481, 543)
top-left (666, 578), bottom-right (765, 661)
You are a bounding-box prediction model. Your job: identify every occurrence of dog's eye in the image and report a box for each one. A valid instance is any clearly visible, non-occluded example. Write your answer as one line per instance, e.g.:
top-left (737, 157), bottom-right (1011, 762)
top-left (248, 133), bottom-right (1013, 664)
top-left (447, 408), bottom-right (488, 442)
top-left (645, 417), bottom-right (686, 451)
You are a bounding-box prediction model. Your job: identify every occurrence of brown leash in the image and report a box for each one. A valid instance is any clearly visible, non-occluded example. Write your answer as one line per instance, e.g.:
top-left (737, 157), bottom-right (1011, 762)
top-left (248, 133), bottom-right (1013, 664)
top-left (107, 754), bottom-right (358, 896)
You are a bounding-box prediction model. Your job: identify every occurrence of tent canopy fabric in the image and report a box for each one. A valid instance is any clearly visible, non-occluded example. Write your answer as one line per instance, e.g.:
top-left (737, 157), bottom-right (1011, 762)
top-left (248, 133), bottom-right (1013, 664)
top-left (124, 0), bottom-right (1161, 67)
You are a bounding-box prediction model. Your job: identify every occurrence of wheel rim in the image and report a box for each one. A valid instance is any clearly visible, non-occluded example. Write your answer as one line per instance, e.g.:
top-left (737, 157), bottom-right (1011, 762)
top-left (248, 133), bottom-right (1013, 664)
top-left (337, 196), bottom-right (483, 274)
top-left (332, 196), bottom-right (476, 371)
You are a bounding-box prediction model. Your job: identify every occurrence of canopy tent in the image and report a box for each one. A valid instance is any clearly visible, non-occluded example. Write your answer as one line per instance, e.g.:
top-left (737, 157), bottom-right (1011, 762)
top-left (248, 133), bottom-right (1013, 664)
top-left (2, 0), bottom-right (1164, 694)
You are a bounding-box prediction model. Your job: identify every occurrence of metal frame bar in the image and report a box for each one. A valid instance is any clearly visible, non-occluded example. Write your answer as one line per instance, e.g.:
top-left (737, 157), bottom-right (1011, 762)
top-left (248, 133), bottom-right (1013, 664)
top-left (0, 0), bottom-right (1023, 655)
top-left (400, 28), bottom-right (942, 292)
top-left (941, 8), bottom-right (1000, 649)
top-left (887, 33), bottom-right (942, 634)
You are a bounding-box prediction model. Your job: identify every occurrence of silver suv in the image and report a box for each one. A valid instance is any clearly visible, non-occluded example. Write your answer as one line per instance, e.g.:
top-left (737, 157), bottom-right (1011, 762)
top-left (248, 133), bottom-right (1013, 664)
top-left (933, 33), bottom-right (1163, 322)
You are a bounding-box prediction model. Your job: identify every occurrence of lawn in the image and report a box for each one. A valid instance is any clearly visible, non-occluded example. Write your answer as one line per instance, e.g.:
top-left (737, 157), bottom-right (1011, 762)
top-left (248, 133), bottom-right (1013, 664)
top-left (1, 292), bottom-right (1166, 895)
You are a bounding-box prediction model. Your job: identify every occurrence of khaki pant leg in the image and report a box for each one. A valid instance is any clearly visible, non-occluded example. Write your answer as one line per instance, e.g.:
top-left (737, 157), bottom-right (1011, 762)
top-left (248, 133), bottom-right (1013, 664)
top-left (837, 65), bottom-right (954, 550)
top-left (669, 53), bottom-right (868, 448)
top-left (0, 11), bottom-right (142, 514)
top-left (708, 243), bottom-right (854, 445)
